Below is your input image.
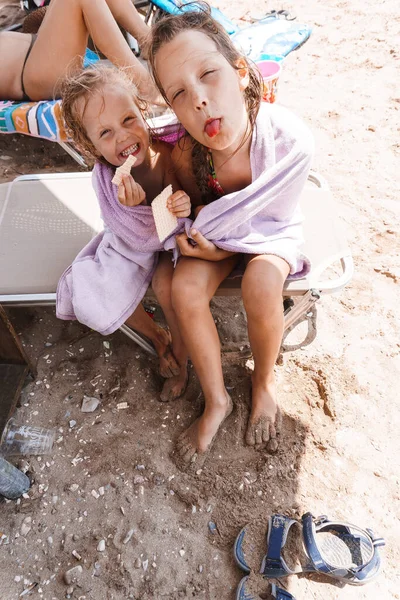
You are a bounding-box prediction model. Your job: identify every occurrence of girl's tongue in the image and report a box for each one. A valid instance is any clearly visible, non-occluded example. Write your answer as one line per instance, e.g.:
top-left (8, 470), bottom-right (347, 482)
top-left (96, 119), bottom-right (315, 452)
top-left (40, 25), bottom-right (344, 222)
top-left (205, 119), bottom-right (221, 138)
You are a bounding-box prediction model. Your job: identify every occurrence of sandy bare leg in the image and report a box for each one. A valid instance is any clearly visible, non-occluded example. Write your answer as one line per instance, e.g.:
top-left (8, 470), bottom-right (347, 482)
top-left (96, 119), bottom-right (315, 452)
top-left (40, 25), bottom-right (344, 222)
top-left (160, 362), bottom-right (189, 402)
top-left (175, 392), bottom-right (233, 468)
top-left (169, 255), bottom-right (239, 468)
top-left (245, 372), bottom-right (281, 453)
top-left (125, 306), bottom-right (179, 378)
top-left (158, 316), bottom-right (188, 401)
top-left (151, 252), bottom-right (189, 387)
top-left (242, 254), bottom-right (289, 454)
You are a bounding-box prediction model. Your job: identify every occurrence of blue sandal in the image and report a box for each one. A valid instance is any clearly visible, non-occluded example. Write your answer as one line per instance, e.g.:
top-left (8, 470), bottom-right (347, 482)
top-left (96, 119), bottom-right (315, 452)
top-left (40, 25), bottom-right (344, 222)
top-left (237, 577), bottom-right (296, 600)
top-left (235, 515), bottom-right (300, 576)
top-left (301, 513), bottom-right (385, 585)
top-left (234, 513), bottom-right (385, 586)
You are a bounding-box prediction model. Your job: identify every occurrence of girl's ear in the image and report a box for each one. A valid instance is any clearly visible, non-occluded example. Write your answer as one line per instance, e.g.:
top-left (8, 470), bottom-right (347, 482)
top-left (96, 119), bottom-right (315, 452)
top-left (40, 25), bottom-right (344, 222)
top-left (236, 58), bottom-right (250, 91)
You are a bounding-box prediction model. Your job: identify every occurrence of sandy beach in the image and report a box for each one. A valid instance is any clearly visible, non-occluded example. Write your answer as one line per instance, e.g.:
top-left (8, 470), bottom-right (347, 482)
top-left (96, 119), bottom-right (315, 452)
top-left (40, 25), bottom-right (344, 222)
top-left (0, 0), bottom-right (399, 598)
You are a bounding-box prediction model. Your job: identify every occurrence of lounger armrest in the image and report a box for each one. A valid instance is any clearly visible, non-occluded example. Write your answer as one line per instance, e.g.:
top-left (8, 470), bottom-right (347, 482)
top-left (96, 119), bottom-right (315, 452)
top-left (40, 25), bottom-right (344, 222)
top-left (312, 254), bottom-right (354, 294)
top-left (307, 170), bottom-right (329, 190)
top-left (303, 171), bottom-right (354, 294)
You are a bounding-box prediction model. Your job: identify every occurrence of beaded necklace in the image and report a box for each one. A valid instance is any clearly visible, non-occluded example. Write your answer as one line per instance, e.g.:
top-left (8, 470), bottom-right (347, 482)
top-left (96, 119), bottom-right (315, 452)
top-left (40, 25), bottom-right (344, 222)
top-left (207, 149), bottom-right (225, 198)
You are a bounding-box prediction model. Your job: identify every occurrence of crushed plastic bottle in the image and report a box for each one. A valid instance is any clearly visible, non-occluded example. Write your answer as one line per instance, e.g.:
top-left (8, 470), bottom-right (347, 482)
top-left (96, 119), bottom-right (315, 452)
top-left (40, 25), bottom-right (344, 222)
top-left (0, 456), bottom-right (30, 499)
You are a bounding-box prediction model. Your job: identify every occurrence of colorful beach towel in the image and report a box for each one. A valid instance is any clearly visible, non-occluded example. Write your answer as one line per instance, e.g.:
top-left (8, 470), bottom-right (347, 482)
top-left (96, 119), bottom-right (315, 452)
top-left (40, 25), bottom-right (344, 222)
top-left (149, 0), bottom-right (238, 35)
top-left (0, 99), bottom-right (67, 141)
top-left (232, 14), bottom-right (312, 63)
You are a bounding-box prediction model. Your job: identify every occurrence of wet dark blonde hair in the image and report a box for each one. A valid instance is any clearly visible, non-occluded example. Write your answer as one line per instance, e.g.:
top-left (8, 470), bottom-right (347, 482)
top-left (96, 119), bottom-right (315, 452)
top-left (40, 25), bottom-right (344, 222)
top-left (147, 2), bottom-right (262, 201)
top-left (61, 64), bottom-right (147, 167)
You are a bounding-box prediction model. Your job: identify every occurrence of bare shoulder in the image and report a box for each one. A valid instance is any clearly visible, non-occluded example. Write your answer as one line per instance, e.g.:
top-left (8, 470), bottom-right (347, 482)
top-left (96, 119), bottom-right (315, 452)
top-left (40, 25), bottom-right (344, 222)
top-left (151, 136), bottom-right (201, 200)
top-left (148, 140), bottom-right (171, 178)
top-left (150, 139), bottom-right (175, 184)
top-left (171, 135), bottom-right (194, 170)
top-left (171, 136), bottom-right (201, 200)
top-left (150, 139), bottom-right (170, 161)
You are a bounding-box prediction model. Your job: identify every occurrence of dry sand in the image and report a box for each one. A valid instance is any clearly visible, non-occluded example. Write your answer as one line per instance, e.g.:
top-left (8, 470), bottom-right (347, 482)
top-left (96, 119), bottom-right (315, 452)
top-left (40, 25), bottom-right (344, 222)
top-left (0, 0), bottom-right (399, 598)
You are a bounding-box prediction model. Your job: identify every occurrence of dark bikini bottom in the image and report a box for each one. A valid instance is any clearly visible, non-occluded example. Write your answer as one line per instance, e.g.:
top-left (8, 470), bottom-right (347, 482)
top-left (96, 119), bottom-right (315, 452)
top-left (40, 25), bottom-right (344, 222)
top-left (21, 33), bottom-right (37, 101)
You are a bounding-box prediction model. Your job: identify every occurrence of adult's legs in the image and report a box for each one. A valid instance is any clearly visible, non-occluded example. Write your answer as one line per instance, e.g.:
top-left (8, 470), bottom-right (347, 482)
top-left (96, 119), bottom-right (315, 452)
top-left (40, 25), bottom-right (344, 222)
top-left (125, 302), bottom-right (179, 379)
top-left (23, 0), bottom-right (156, 101)
top-left (171, 254), bottom-right (239, 465)
top-left (151, 252), bottom-right (189, 402)
top-left (106, 0), bottom-right (149, 47)
top-left (241, 254), bottom-right (290, 449)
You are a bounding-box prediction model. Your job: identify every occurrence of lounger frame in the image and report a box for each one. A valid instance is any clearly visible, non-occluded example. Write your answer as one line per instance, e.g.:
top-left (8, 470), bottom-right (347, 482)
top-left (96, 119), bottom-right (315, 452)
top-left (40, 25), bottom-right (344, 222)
top-left (0, 171), bottom-right (353, 356)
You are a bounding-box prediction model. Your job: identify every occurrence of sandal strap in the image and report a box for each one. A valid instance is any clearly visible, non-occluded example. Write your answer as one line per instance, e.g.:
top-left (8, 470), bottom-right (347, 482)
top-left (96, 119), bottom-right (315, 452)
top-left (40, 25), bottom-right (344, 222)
top-left (236, 577), bottom-right (255, 600)
top-left (260, 514), bottom-right (297, 577)
top-left (236, 578), bottom-right (296, 600)
top-left (302, 513), bottom-right (341, 576)
top-left (271, 583), bottom-right (296, 599)
top-left (302, 513), bottom-right (384, 583)
top-left (234, 527), bottom-right (251, 573)
top-left (366, 528), bottom-right (386, 547)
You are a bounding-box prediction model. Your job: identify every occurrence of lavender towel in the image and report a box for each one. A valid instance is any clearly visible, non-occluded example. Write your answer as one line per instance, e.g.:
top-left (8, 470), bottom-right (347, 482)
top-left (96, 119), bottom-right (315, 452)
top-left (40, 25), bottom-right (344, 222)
top-left (56, 102), bottom-right (313, 335)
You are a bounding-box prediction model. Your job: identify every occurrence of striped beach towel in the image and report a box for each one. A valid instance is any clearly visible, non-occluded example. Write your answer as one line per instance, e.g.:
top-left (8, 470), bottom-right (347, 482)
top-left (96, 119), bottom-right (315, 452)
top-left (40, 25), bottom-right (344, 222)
top-left (0, 99), bottom-right (68, 142)
top-left (0, 100), bottom-right (184, 146)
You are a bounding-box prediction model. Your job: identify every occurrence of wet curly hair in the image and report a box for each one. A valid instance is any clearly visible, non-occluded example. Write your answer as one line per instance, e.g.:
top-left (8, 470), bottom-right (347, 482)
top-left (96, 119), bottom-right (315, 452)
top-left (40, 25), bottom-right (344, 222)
top-left (60, 64), bottom-right (148, 167)
top-left (146, 2), bottom-right (262, 201)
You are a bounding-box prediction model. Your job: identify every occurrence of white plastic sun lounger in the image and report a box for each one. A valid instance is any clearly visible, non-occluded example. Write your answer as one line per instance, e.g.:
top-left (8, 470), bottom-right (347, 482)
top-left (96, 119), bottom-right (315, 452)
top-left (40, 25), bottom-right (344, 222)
top-left (0, 171), bottom-right (353, 354)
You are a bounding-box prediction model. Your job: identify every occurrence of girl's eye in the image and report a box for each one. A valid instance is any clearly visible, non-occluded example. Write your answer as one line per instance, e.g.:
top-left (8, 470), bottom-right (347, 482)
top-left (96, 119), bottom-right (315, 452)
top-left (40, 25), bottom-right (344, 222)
top-left (100, 129), bottom-right (110, 138)
top-left (124, 116), bottom-right (135, 123)
top-left (201, 70), bottom-right (215, 78)
top-left (172, 90), bottom-right (184, 102)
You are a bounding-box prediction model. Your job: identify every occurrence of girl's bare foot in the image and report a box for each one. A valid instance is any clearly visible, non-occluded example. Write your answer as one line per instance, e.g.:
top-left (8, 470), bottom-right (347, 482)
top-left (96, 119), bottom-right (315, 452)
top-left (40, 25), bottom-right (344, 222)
top-left (160, 363), bottom-right (189, 402)
top-left (245, 373), bottom-right (281, 452)
top-left (151, 328), bottom-right (180, 379)
top-left (174, 392), bottom-right (233, 468)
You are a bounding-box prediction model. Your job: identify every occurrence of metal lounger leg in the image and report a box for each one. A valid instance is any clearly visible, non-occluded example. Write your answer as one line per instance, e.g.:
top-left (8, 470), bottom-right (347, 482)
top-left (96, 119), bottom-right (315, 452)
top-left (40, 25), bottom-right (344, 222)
top-left (119, 324), bottom-right (157, 356)
top-left (281, 289), bottom-right (320, 352)
top-left (58, 142), bottom-right (87, 168)
top-left (144, 3), bottom-right (154, 23)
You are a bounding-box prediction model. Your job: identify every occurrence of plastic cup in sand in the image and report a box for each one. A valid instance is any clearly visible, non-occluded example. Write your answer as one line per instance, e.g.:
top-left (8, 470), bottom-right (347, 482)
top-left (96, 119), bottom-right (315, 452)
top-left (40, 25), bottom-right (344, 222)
top-left (256, 60), bottom-right (281, 103)
top-left (0, 418), bottom-right (55, 456)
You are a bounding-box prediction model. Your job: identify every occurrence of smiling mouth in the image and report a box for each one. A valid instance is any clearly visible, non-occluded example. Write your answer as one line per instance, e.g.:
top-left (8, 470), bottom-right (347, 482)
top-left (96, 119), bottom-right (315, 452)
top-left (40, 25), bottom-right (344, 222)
top-left (120, 143), bottom-right (139, 158)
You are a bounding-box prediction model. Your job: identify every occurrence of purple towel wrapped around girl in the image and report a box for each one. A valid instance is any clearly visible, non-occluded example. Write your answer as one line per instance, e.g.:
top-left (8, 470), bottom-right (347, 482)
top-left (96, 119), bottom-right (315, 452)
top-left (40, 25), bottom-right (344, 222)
top-left (56, 102), bottom-right (313, 335)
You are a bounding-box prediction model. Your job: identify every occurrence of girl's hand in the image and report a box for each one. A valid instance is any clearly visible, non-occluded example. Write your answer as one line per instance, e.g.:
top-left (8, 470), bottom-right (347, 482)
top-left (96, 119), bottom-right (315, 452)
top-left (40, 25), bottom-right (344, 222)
top-left (176, 229), bottom-right (236, 262)
top-left (118, 174), bottom-right (146, 206)
top-left (167, 190), bottom-right (191, 218)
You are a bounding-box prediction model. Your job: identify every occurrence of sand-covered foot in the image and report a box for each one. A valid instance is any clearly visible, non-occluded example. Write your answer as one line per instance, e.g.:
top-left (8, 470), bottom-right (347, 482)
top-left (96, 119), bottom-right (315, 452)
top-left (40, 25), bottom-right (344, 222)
top-left (158, 346), bottom-right (180, 379)
top-left (152, 328), bottom-right (180, 378)
top-left (245, 375), bottom-right (281, 453)
top-left (174, 393), bottom-right (233, 468)
top-left (160, 364), bottom-right (188, 402)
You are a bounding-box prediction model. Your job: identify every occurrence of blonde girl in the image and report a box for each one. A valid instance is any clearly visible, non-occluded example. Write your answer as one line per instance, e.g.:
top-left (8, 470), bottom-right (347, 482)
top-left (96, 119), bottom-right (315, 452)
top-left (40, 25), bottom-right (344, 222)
top-left (59, 65), bottom-right (190, 401)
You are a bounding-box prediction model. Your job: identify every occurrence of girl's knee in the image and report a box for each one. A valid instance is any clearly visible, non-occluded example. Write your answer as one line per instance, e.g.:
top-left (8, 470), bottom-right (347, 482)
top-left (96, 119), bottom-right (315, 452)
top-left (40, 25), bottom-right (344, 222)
top-left (242, 257), bottom-right (288, 314)
top-left (171, 275), bottom-right (207, 314)
top-left (242, 278), bottom-right (283, 317)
